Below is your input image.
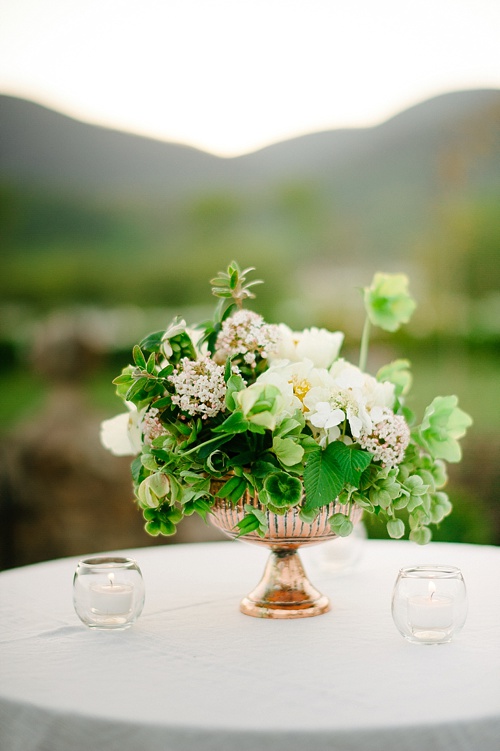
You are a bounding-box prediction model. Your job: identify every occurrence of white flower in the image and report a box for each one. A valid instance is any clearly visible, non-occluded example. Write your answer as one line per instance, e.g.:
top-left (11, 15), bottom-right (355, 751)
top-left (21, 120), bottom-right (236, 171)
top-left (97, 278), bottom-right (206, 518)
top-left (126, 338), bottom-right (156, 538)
top-left (100, 405), bottom-right (143, 456)
top-left (169, 356), bottom-right (226, 418)
top-left (269, 324), bottom-right (344, 369)
top-left (303, 384), bottom-right (371, 442)
top-left (329, 358), bottom-right (396, 422)
top-left (142, 407), bottom-right (169, 445)
top-left (256, 359), bottom-right (331, 419)
top-left (358, 410), bottom-right (410, 467)
top-left (214, 309), bottom-right (280, 368)
top-left (308, 401), bottom-right (345, 431)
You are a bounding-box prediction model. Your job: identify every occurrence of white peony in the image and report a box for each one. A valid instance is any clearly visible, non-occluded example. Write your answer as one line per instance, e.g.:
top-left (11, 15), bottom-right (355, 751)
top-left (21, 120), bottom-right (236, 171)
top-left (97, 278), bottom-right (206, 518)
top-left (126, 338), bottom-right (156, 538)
top-left (256, 359), bottom-right (333, 421)
top-left (269, 324), bottom-right (344, 369)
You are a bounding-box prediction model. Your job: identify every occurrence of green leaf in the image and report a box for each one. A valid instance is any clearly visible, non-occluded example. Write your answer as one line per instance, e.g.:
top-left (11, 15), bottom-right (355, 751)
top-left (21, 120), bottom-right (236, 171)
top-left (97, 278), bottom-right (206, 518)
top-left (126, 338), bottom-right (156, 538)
top-left (377, 359), bottom-right (412, 397)
top-left (139, 330), bottom-right (165, 353)
top-left (133, 345), bottom-right (147, 369)
top-left (272, 436), bottom-right (304, 467)
top-left (214, 475), bottom-right (247, 503)
top-left (263, 472), bottom-right (302, 507)
top-left (275, 416), bottom-right (304, 437)
top-left (303, 447), bottom-right (344, 511)
top-left (225, 374), bottom-right (246, 411)
top-left (212, 411), bottom-right (249, 434)
top-left (157, 364), bottom-right (174, 378)
top-left (131, 455), bottom-right (143, 483)
top-left (387, 518), bottom-right (405, 539)
top-left (190, 498), bottom-right (213, 522)
top-left (159, 520), bottom-right (177, 535)
top-left (304, 442), bottom-right (372, 511)
top-left (329, 513), bottom-right (354, 537)
top-left (235, 514), bottom-right (261, 536)
top-left (196, 435), bottom-right (232, 459)
top-left (146, 352), bottom-right (156, 374)
top-left (299, 507), bottom-right (318, 524)
top-left (112, 373), bottom-right (135, 386)
top-left (145, 520), bottom-right (161, 536)
top-left (409, 526), bottom-right (432, 545)
top-left (332, 442), bottom-right (373, 485)
top-left (125, 377), bottom-right (148, 401)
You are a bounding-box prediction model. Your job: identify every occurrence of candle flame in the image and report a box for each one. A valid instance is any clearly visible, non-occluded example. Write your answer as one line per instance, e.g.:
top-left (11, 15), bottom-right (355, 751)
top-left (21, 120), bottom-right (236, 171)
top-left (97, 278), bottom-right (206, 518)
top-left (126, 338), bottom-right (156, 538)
top-left (108, 573), bottom-right (115, 587)
top-left (428, 580), bottom-right (437, 600)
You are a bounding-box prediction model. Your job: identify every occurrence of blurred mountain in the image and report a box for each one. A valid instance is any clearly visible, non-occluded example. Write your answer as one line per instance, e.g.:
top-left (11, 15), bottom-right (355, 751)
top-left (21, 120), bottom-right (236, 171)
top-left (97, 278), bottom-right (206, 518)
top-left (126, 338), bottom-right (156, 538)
top-left (1, 89), bottom-right (500, 311)
top-left (1, 89), bottom-right (499, 200)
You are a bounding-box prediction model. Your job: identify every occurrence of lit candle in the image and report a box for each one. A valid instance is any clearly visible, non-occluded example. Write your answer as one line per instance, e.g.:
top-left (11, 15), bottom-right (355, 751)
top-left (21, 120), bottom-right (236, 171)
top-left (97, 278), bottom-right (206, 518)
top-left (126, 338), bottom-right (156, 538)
top-left (89, 573), bottom-right (133, 615)
top-left (408, 581), bottom-right (453, 630)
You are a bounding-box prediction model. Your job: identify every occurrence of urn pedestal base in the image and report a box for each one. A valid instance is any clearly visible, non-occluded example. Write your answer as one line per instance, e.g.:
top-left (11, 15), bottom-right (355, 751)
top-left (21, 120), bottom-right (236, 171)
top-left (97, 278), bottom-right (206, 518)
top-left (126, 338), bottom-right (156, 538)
top-left (240, 548), bottom-right (330, 618)
top-left (209, 486), bottom-right (362, 619)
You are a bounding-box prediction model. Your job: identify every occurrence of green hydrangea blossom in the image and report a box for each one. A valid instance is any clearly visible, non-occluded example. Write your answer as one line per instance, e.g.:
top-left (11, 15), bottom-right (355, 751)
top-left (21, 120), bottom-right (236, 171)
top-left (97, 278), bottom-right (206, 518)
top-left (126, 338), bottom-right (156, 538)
top-left (418, 395), bottom-right (473, 462)
top-left (364, 273), bottom-right (416, 332)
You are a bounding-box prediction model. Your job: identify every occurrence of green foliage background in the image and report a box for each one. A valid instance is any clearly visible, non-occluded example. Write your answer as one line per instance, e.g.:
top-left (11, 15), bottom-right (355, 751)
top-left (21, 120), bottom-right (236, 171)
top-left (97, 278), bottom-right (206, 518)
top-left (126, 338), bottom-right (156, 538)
top-left (1, 95), bottom-right (500, 560)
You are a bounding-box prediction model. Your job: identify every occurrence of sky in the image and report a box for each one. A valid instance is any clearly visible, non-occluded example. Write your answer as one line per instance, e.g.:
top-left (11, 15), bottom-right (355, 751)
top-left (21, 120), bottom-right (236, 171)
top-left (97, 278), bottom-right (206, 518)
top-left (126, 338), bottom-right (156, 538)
top-left (0, 0), bottom-right (499, 157)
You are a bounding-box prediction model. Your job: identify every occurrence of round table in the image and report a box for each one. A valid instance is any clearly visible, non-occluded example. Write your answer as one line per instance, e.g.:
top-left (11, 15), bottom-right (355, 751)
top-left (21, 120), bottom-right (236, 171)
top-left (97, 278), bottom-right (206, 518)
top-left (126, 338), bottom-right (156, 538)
top-left (1, 539), bottom-right (499, 751)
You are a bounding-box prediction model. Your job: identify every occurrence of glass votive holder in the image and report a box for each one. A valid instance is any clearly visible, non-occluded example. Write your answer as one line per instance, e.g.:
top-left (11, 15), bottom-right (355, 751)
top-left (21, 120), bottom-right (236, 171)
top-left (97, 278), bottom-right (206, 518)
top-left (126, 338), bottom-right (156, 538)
top-left (73, 556), bottom-right (145, 630)
top-left (392, 564), bottom-right (467, 645)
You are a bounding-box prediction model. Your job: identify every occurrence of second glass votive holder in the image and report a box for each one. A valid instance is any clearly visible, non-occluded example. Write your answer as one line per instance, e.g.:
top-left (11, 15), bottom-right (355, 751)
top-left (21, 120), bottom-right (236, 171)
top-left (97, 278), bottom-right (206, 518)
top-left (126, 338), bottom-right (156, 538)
top-left (73, 556), bottom-right (145, 630)
top-left (392, 564), bottom-right (467, 645)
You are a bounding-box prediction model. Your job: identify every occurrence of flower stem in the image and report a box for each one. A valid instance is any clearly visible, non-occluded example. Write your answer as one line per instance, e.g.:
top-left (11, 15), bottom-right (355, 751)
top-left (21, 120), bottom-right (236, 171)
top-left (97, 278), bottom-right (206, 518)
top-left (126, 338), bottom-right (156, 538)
top-left (358, 316), bottom-right (371, 372)
top-left (181, 434), bottom-right (227, 457)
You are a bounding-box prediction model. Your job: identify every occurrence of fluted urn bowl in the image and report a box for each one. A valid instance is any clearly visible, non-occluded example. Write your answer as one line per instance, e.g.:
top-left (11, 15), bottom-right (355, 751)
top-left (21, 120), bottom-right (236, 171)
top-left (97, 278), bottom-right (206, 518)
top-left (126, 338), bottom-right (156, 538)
top-left (209, 480), bottom-right (362, 619)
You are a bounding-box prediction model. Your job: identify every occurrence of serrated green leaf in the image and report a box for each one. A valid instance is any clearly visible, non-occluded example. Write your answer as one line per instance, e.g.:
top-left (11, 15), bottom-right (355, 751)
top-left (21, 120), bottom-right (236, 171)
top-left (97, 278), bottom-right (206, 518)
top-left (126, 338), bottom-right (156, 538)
top-left (303, 448), bottom-right (344, 511)
top-left (331, 442), bottom-right (373, 485)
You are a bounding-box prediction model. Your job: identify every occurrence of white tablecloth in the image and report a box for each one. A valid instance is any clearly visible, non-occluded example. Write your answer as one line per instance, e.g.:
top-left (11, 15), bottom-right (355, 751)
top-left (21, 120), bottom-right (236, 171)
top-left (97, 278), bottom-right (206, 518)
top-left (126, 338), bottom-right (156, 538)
top-left (1, 539), bottom-right (499, 751)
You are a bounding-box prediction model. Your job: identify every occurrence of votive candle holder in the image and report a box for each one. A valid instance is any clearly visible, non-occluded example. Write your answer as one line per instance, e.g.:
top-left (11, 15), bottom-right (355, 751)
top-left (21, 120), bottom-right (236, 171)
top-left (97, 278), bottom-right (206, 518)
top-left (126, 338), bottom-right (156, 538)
top-left (73, 556), bottom-right (145, 630)
top-left (392, 564), bottom-right (467, 645)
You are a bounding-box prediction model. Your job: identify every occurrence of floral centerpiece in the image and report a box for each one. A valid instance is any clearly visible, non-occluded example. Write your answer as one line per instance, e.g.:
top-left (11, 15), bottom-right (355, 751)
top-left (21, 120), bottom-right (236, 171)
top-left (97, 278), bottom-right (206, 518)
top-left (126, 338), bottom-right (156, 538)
top-left (101, 261), bottom-right (472, 549)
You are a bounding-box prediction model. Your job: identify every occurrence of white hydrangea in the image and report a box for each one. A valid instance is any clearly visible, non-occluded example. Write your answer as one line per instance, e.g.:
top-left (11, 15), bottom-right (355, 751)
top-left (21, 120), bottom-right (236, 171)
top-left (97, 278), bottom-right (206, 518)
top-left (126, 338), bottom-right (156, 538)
top-left (169, 356), bottom-right (226, 418)
top-left (214, 309), bottom-right (280, 368)
top-left (141, 407), bottom-right (169, 445)
top-left (358, 410), bottom-right (410, 467)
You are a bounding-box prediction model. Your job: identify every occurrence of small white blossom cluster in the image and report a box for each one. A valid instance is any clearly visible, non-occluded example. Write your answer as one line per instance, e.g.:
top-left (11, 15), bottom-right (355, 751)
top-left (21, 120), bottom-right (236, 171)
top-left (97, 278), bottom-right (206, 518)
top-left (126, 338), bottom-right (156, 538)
top-left (141, 407), bottom-right (168, 445)
top-left (169, 356), bottom-right (226, 419)
top-left (214, 310), bottom-right (280, 368)
top-left (358, 410), bottom-right (410, 467)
